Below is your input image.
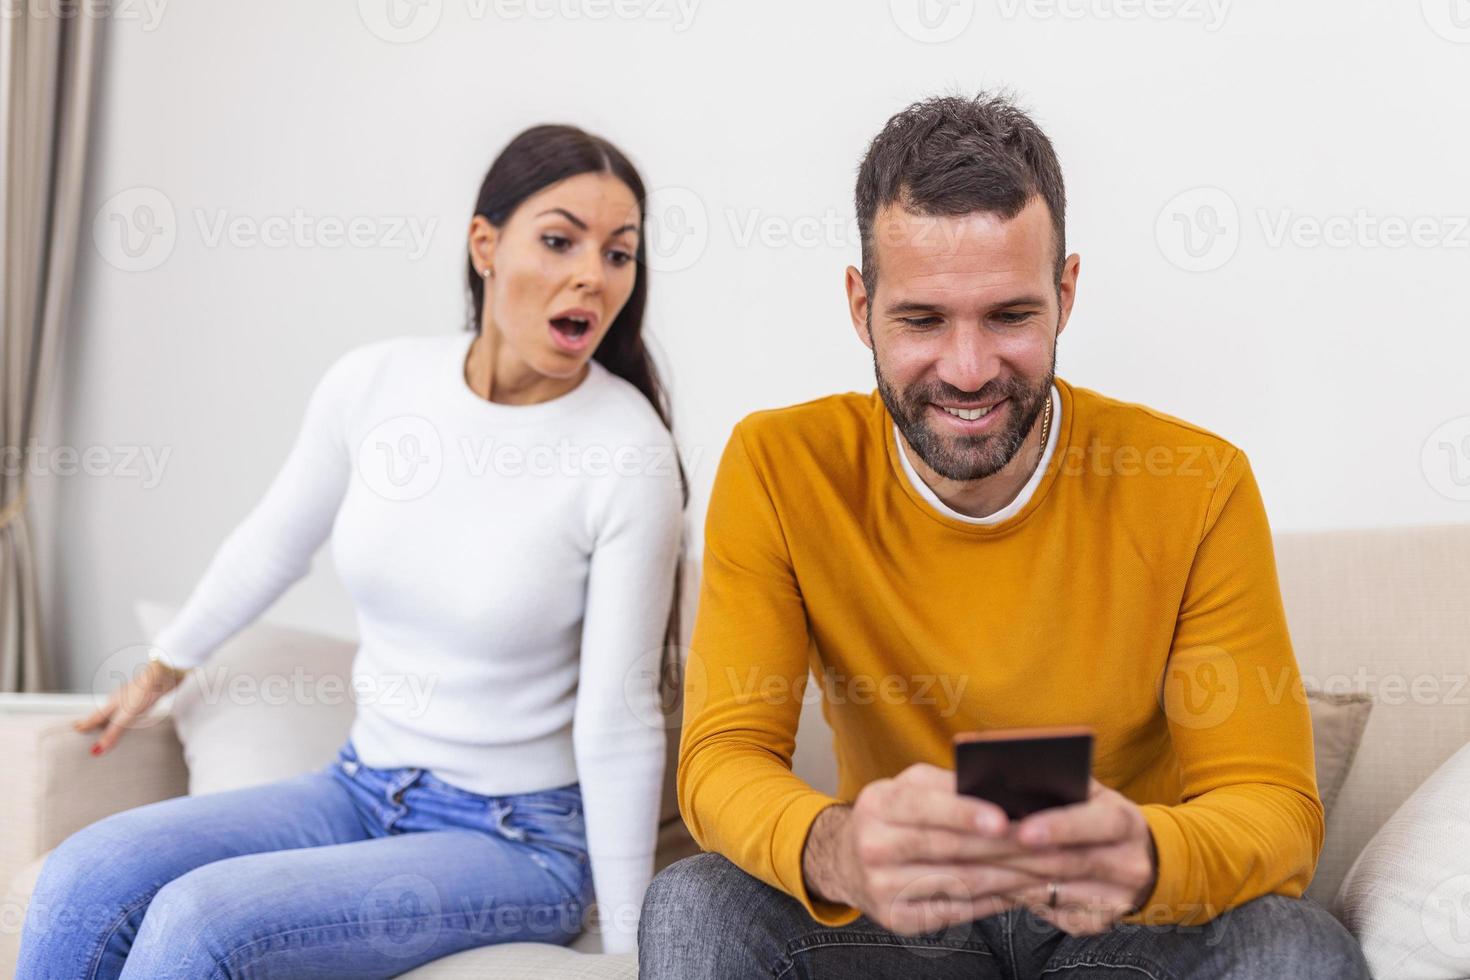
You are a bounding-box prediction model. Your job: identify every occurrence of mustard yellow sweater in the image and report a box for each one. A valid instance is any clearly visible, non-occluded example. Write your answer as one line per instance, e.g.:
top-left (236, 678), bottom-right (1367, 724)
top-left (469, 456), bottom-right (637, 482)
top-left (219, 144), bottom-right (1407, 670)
top-left (677, 377), bottom-right (1322, 927)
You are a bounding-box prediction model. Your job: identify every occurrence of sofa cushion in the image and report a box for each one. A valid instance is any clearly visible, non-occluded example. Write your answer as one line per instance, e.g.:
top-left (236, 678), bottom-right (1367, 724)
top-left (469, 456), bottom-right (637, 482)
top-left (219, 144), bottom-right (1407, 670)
top-left (1306, 687), bottom-right (1373, 820)
top-left (1335, 738), bottom-right (1470, 979)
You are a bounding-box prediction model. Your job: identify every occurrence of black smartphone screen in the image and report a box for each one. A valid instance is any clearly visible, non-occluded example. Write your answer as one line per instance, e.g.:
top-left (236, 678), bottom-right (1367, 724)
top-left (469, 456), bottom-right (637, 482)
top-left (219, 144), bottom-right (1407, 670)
top-left (954, 726), bottom-right (1094, 820)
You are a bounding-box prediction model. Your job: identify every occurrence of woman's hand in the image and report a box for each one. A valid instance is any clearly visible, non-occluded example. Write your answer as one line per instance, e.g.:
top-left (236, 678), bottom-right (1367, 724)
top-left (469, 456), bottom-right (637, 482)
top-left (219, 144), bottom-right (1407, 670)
top-left (73, 659), bottom-right (189, 756)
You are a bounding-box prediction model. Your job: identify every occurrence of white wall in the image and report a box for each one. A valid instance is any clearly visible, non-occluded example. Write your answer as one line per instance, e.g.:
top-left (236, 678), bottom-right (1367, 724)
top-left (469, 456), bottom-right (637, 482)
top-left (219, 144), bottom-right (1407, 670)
top-left (36, 0), bottom-right (1470, 690)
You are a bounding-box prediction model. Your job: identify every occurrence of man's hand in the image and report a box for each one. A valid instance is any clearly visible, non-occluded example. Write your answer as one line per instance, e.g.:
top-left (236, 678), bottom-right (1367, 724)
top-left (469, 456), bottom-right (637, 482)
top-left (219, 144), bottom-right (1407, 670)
top-left (989, 777), bottom-right (1160, 936)
top-left (802, 763), bottom-right (1056, 935)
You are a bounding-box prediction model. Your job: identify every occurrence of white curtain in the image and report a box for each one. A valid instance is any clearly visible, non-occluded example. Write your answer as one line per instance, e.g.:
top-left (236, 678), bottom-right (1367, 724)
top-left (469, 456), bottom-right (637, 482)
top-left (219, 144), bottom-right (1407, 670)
top-left (0, 5), bottom-right (101, 691)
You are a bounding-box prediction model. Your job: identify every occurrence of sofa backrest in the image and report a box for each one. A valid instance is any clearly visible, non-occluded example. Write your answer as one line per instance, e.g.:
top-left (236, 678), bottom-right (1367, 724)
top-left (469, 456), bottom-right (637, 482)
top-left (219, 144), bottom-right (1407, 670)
top-left (780, 524), bottom-right (1470, 911)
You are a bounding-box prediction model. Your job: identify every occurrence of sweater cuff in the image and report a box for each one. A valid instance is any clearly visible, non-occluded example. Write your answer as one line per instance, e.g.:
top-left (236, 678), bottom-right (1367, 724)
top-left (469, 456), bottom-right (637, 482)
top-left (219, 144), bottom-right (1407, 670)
top-left (151, 619), bottom-right (211, 670)
top-left (1121, 803), bottom-right (1215, 927)
top-left (775, 792), bottom-right (862, 927)
top-left (587, 851), bottom-right (653, 955)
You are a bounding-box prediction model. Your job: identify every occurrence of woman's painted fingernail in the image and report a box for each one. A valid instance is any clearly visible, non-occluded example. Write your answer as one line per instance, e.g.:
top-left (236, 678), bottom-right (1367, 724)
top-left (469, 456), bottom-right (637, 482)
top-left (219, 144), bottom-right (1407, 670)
top-left (90, 744), bottom-right (102, 756)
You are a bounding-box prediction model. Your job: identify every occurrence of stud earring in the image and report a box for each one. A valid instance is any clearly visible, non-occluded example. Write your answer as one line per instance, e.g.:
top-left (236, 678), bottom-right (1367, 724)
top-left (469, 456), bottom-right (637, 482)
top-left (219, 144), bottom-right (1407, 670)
top-left (480, 265), bottom-right (493, 279)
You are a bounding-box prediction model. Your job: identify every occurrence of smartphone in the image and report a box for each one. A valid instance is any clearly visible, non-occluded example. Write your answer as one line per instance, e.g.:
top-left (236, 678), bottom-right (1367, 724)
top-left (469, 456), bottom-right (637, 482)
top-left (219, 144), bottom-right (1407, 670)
top-left (953, 725), bottom-right (1094, 820)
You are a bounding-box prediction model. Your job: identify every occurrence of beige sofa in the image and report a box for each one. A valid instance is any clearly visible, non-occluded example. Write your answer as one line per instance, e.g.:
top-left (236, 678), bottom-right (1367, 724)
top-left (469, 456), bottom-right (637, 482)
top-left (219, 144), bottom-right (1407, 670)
top-left (1, 524), bottom-right (1467, 977)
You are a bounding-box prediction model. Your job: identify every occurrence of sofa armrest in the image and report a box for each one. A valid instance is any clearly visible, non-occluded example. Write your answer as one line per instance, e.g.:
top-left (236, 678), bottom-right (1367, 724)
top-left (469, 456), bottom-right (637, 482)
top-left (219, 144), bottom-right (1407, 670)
top-left (0, 694), bottom-right (188, 892)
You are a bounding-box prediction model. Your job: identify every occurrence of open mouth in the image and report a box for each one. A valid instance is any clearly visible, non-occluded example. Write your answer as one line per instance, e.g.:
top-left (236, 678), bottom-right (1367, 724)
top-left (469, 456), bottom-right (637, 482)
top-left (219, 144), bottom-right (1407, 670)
top-left (550, 315), bottom-right (590, 338)
top-left (548, 312), bottom-right (596, 351)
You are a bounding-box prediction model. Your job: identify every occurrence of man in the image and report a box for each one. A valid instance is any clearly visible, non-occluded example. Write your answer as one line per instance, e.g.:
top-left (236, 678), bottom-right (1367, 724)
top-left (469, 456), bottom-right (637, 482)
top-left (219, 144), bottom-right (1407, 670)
top-left (638, 93), bottom-right (1369, 978)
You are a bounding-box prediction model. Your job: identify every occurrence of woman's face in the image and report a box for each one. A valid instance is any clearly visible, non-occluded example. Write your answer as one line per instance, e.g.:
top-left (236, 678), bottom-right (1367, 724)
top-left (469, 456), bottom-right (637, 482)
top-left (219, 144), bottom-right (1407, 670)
top-left (469, 171), bottom-right (642, 383)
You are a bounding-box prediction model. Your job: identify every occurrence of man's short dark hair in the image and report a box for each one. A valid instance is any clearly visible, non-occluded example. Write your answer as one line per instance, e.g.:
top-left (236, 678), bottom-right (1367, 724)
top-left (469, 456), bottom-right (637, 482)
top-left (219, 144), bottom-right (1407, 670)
top-left (855, 91), bottom-right (1067, 296)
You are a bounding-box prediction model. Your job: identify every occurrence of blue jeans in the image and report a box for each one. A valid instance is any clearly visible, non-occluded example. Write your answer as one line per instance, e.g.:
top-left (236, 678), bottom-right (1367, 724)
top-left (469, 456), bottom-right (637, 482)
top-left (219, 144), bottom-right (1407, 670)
top-left (639, 853), bottom-right (1372, 980)
top-left (17, 740), bottom-right (593, 979)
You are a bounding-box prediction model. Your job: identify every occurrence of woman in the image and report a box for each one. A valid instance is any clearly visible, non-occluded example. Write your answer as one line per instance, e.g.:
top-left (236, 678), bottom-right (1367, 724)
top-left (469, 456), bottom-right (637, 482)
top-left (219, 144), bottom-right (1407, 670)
top-left (17, 124), bottom-right (684, 978)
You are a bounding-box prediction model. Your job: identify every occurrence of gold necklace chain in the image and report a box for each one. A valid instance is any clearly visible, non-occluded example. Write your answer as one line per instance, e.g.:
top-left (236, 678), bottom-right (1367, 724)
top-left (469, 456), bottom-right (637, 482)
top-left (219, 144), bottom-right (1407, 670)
top-left (1037, 389), bottom-right (1053, 454)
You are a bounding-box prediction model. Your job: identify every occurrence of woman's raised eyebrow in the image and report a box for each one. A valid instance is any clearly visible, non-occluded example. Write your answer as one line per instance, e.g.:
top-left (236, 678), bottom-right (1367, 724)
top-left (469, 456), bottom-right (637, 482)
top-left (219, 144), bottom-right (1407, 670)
top-left (537, 207), bottom-right (588, 230)
top-left (537, 207), bottom-right (639, 238)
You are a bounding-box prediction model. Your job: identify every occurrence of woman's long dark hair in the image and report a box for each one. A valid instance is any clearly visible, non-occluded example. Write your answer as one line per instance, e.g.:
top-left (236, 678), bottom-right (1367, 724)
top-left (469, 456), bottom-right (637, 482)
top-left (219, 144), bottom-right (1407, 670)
top-left (465, 124), bottom-right (687, 713)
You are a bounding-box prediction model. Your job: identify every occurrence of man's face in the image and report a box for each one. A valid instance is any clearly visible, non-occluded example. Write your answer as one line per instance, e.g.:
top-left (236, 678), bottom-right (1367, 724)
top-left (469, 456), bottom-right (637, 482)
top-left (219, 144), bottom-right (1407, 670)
top-left (846, 195), bottom-right (1079, 482)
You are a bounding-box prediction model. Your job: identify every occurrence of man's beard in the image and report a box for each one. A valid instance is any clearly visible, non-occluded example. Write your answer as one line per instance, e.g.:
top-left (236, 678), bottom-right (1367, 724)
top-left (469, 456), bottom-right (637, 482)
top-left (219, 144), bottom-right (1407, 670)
top-left (874, 346), bottom-right (1056, 482)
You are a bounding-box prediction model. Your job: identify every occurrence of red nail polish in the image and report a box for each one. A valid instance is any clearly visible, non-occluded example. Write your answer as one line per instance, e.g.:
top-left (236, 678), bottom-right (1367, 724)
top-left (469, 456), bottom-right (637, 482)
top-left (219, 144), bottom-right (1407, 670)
top-left (90, 744), bottom-right (102, 756)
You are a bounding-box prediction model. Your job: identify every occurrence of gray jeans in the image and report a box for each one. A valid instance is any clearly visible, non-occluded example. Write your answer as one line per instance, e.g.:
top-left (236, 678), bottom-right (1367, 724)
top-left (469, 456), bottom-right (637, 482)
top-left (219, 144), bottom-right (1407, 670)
top-left (638, 853), bottom-right (1371, 980)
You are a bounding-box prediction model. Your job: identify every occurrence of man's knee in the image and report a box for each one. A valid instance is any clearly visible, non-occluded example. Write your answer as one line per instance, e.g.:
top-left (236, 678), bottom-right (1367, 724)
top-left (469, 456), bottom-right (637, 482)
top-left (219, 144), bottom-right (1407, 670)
top-left (1185, 894), bottom-right (1370, 980)
top-left (639, 852), bottom-right (800, 978)
top-left (641, 853), bottom-right (764, 937)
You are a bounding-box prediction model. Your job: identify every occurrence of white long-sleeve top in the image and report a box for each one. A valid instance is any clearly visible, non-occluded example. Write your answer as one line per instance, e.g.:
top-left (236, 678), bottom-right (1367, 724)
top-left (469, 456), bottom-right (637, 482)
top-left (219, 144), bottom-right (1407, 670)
top-left (151, 332), bottom-right (683, 952)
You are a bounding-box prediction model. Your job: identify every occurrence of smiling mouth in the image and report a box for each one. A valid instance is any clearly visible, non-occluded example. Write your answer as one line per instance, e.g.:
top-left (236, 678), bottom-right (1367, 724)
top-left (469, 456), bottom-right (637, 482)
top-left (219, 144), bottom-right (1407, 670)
top-left (933, 397), bottom-right (1007, 423)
